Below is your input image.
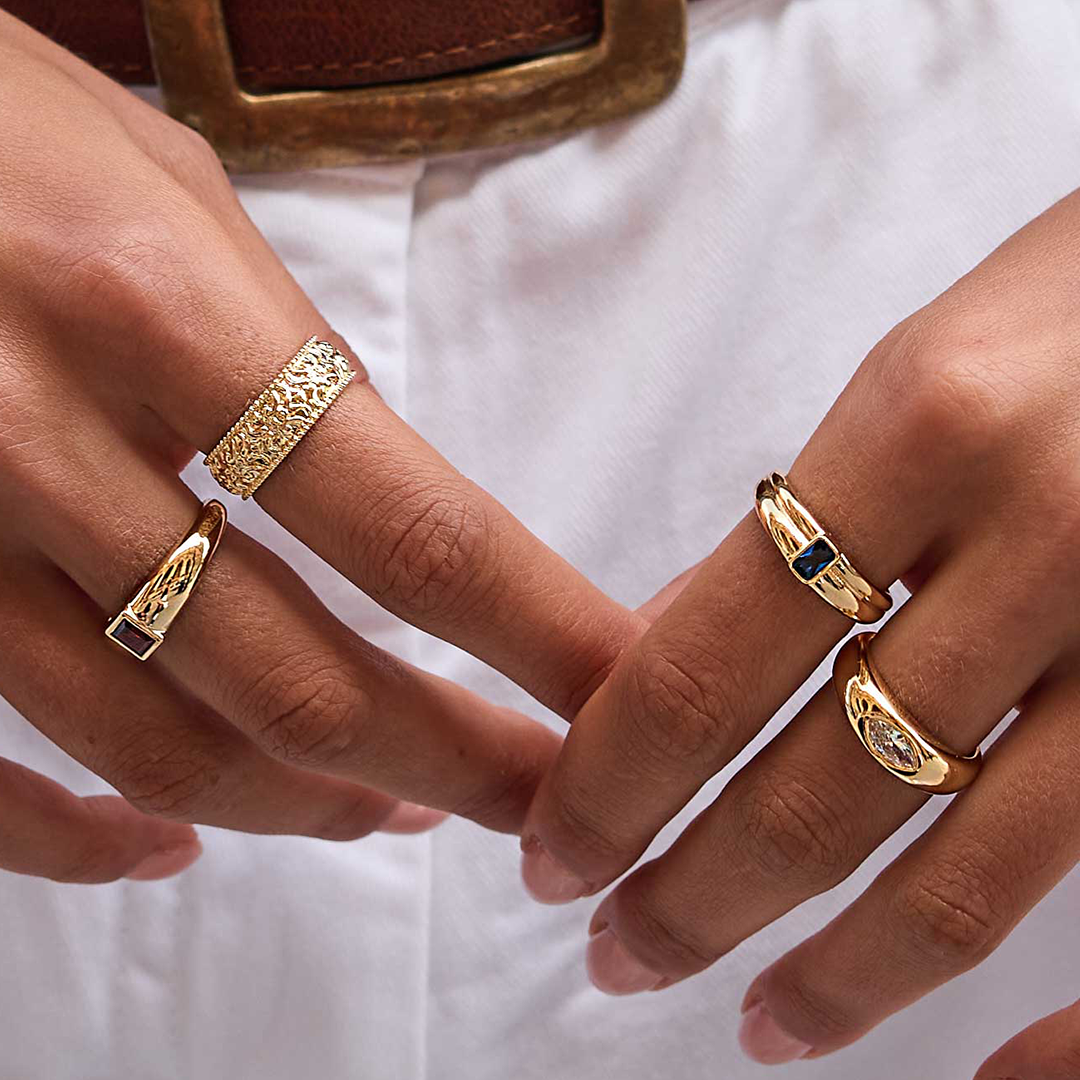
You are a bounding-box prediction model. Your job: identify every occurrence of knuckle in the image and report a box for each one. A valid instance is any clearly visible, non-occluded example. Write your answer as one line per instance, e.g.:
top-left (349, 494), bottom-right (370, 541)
top-left (41, 209), bottom-right (207, 337)
top-left (769, 970), bottom-right (857, 1042)
top-left (545, 786), bottom-right (631, 868)
top-left (238, 654), bottom-right (370, 770)
top-left (893, 852), bottom-right (1012, 969)
top-left (106, 737), bottom-right (228, 821)
top-left (617, 891), bottom-right (719, 972)
top-left (155, 120), bottom-right (228, 187)
top-left (733, 769), bottom-right (861, 887)
top-left (875, 316), bottom-right (1010, 462)
top-left (357, 480), bottom-right (499, 623)
top-left (622, 638), bottom-right (745, 769)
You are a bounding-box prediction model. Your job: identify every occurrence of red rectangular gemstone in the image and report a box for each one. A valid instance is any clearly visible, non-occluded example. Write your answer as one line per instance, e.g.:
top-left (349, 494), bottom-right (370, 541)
top-left (109, 617), bottom-right (157, 657)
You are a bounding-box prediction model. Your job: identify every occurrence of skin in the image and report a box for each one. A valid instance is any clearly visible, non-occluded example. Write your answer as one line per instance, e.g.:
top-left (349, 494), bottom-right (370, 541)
top-left (522, 181), bottom-right (1080, 1069)
top-left (4, 11), bottom-right (1076, 1074)
top-left (0, 14), bottom-right (643, 881)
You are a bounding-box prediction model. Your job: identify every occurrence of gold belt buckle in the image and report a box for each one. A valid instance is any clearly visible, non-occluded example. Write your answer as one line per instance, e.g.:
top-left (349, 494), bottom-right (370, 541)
top-left (142, 0), bottom-right (688, 173)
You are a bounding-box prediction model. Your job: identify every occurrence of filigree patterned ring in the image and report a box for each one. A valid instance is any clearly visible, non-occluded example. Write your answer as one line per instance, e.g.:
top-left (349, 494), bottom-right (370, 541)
top-left (204, 336), bottom-right (356, 499)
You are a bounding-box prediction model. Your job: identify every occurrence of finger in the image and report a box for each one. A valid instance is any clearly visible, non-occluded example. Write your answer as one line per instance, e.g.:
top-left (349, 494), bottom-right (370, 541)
top-left (975, 997), bottom-right (1080, 1080)
top-left (521, 471), bottom-right (933, 902)
top-left (580, 685), bottom-right (912, 993)
top-left (14, 424), bottom-right (562, 833)
top-left (737, 670), bottom-right (1080, 1063)
top-left (0, 552), bottom-right (441, 839)
top-left (579, 517), bottom-right (1070, 989)
top-left (0, 757), bottom-right (201, 884)
top-left (105, 284), bottom-right (641, 721)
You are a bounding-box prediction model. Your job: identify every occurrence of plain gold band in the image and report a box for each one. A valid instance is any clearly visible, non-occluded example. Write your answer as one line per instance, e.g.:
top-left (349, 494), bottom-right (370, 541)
top-left (833, 633), bottom-right (982, 794)
top-left (755, 472), bottom-right (892, 623)
top-left (205, 336), bottom-right (356, 499)
top-left (105, 500), bottom-right (227, 661)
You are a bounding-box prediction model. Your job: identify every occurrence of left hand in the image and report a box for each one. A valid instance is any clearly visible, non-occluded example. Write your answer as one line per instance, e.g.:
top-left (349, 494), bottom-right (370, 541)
top-left (521, 188), bottom-right (1080, 1065)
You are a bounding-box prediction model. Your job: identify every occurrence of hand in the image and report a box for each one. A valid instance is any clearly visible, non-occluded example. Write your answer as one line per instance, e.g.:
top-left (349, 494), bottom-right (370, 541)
top-left (522, 187), bottom-right (1080, 1063)
top-left (0, 13), bottom-right (640, 884)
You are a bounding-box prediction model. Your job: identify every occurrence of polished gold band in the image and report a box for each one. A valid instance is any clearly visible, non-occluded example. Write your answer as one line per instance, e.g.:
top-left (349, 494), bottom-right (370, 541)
top-left (106, 500), bottom-right (227, 660)
top-left (833, 633), bottom-right (981, 794)
top-left (205, 337), bottom-right (356, 499)
top-left (755, 472), bottom-right (891, 623)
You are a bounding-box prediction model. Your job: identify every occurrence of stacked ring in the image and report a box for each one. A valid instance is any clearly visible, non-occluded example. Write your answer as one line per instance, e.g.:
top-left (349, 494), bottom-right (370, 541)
top-left (106, 500), bottom-right (227, 660)
top-left (205, 336), bottom-right (356, 499)
top-left (833, 633), bottom-right (982, 794)
top-left (755, 472), bottom-right (892, 623)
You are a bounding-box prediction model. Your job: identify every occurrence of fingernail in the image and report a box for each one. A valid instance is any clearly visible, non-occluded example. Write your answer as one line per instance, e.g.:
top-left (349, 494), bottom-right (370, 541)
top-left (125, 836), bottom-right (203, 882)
top-left (378, 802), bottom-right (449, 834)
top-left (738, 1001), bottom-right (813, 1065)
top-left (520, 838), bottom-right (589, 904)
top-left (586, 927), bottom-right (664, 995)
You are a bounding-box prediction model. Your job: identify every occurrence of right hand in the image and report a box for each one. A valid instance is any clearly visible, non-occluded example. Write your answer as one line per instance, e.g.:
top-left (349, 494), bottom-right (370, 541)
top-left (0, 12), bottom-right (640, 884)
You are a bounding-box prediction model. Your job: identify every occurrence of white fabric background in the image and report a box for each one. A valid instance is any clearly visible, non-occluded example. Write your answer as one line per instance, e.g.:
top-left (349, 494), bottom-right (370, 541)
top-left (3, 0), bottom-right (1080, 1076)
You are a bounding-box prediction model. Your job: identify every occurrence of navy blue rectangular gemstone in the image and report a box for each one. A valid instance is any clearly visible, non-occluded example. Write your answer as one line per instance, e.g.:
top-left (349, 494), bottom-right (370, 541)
top-left (110, 617), bottom-right (157, 657)
top-left (791, 537), bottom-right (838, 581)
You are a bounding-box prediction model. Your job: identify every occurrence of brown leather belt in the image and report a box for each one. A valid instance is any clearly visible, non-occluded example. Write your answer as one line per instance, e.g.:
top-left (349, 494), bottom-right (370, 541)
top-left (3, 0), bottom-right (688, 171)
top-left (11, 1), bottom-right (612, 91)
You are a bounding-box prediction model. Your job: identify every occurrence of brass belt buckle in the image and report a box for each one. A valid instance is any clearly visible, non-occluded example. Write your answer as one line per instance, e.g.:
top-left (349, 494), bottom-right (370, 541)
top-left (143, 0), bottom-right (688, 173)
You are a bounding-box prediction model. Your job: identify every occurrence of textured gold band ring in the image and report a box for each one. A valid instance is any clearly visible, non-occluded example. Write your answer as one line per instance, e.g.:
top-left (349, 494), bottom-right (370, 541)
top-left (833, 633), bottom-right (982, 794)
top-left (106, 500), bottom-right (227, 661)
top-left (205, 336), bottom-right (356, 499)
top-left (755, 472), bottom-right (892, 623)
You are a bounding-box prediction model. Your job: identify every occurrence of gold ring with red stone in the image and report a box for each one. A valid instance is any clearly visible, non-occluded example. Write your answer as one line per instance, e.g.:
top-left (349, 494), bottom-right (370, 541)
top-left (105, 500), bottom-right (227, 661)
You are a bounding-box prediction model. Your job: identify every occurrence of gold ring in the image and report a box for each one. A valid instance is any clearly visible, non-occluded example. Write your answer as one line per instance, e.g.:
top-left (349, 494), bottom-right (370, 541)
top-left (105, 500), bottom-right (227, 660)
top-left (205, 336), bottom-right (356, 499)
top-left (833, 633), bottom-right (981, 793)
top-left (755, 472), bottom-right (891, 623)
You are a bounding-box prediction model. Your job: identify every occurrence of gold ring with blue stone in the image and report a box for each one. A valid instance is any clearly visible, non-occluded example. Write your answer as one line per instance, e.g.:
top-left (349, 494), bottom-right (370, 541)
top-left (833, 632), bottom-right (981, 793)
top-left (755, 472), bottom-right (891, 623)
top-left (105, 500), bottom-right (227, 660)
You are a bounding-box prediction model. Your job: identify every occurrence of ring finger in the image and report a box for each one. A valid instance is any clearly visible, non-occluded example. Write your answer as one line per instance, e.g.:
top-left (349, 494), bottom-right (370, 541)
top-left (738, 664), bottom-right (1080, 1062)
top-left (578, 530), bottom-right (1067, 999)
top-left (15, 429), bottom-right (562, 834)
top-left (0, 549), bottom-right (441, 841)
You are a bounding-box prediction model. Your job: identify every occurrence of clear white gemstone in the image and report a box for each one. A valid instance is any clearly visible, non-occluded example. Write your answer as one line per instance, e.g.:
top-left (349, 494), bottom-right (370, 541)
top-left (866, 717), bottom-right (918, 771)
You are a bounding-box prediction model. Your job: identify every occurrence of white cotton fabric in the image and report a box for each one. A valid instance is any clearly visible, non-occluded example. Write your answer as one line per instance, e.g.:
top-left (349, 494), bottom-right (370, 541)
top-left (4, 0), bottom-right (1080, 1075)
